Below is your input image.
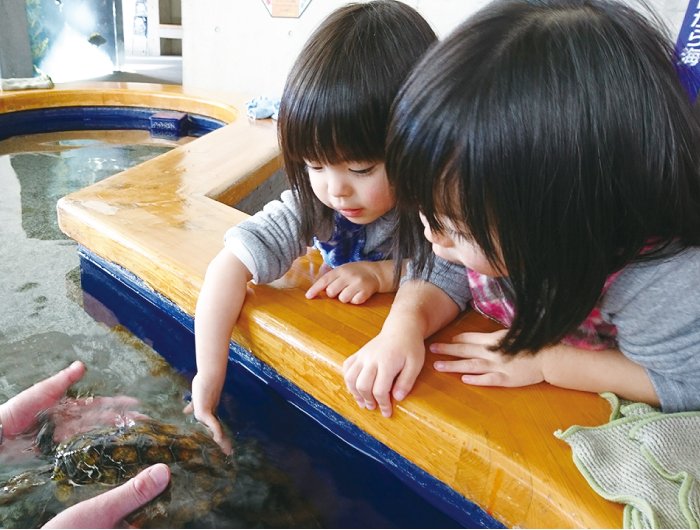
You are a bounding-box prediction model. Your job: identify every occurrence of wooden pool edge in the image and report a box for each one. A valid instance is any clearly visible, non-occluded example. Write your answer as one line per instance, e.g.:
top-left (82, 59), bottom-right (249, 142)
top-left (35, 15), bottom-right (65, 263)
top-left (1, 82), bottom-right (624, 528)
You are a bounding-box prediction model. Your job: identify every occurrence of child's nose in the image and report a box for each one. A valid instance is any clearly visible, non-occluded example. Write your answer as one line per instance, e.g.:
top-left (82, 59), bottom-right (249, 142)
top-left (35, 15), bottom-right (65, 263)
top-left (328, 174), bottom-right (352, 197)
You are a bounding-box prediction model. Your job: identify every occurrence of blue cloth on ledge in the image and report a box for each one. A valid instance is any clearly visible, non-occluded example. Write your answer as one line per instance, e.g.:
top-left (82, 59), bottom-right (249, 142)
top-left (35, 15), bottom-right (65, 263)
top-left (245, 96), bottom-right (281, 120)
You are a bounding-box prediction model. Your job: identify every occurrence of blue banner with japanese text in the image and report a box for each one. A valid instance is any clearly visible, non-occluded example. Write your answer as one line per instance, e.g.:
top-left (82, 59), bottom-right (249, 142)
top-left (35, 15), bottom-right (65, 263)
top-left (676, 0), bottom-right (700, 102)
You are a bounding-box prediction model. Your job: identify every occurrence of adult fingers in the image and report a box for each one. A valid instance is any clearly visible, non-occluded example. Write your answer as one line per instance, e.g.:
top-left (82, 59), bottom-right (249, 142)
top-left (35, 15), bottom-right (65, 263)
top-left (0, 361), bottom-right (85, 437)
top-left (59, 395), bottom-right (140, 408)
top-left (52, 411), bottom-right (151, 443)
top-left (42, 464), bottom-right (170, 529)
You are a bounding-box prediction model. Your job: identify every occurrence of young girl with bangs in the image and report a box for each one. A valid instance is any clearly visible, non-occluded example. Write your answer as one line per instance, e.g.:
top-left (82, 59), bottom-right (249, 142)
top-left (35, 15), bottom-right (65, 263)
top-left (344, 0), bottom-right (700, 418)
top-left (188, 0), bottom-right (448, 447)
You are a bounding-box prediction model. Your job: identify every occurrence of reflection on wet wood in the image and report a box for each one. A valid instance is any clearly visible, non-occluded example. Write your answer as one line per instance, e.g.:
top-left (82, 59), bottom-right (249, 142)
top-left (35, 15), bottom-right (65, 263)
top-left (1, 83), bottom-right (623, 528)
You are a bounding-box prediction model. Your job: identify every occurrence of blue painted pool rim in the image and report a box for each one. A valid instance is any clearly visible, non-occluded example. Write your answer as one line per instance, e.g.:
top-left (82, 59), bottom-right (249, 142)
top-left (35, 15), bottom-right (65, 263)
top-left (77, 245), bottom-right (503, 529)
top-left (0, 106), bottom-right (226, 142)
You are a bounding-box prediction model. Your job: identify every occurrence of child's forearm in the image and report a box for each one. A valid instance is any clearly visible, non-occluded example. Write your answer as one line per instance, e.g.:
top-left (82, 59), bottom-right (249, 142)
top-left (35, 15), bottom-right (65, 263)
top-left (375, 259), bottom-right (408, 293)
top-left (194, 249), bottom-right (253, 384)
top-left (541, 344), bottom-right (660, 405)
top-left (383, 279), bottom-right (459, 337)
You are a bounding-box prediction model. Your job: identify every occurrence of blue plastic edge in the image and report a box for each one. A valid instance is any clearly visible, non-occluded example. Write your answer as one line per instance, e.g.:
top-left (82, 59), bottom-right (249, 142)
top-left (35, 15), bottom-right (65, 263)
top-left (0, 107), bottom-right (226, 141)
top-left (76, 245), bottom-right (503, 529)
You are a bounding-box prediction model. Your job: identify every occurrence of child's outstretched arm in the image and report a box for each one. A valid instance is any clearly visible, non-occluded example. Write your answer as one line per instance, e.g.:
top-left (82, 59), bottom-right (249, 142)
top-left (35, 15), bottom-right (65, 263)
top-left (306, 260), bottom-right (406, 304)
top-left (431, 332), bottom-right (660, 405)
top-left (343, 279), bottom-right (459, 418)
top-left (185, 248), bottom-right (253, 453)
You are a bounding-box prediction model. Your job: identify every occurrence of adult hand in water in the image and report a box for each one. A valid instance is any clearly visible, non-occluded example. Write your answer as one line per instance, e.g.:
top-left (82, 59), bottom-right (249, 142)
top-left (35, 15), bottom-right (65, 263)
top-left (0, 361), bottom-right (87, 438)
top-left (0, 361), bottom-right (171, 529)
top-left (41, 463), bottom-right (171, 529)
top-left (0, 361), bottom-right (148, 450)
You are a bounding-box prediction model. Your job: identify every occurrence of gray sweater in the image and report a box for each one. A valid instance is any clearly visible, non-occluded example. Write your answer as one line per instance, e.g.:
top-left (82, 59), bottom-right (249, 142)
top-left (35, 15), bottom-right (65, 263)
top-left (409, 246), bottom-right (700, 412)
top-left (224, 190), bottom-right (471, 309)
top-left (599, 246), bottom-right (700, 413)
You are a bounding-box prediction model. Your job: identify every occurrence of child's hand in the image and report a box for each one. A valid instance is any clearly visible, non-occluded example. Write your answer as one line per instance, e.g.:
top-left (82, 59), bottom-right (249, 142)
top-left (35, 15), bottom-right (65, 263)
top-left (306, 261), bottom-right (395, 304)
top-left (430, 330), bottom-right (545, 387)
top-left (183, 373), bottom-right (232, 454)
top-left (343, 323), bottom-right (426, 418)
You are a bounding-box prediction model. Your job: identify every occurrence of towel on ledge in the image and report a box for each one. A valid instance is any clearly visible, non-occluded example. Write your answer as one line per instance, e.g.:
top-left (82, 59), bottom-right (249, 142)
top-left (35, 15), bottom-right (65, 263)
top-left (1, 74), bottom-right (54, 91)
top-left (245, 96), bottom-right (280, 120)
top-left (556, 393), bottom-right (700, 529)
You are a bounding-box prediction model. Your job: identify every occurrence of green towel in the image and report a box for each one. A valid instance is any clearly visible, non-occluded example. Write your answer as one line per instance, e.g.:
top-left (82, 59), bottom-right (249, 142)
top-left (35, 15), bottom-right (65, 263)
top-left (556, 394), bottom-right (700, 529)
top-left (1, 74), bottom-right (53, 91)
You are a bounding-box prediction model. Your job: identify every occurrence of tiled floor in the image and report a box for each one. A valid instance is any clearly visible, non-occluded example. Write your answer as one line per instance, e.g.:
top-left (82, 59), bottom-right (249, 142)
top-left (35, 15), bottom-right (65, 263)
top-left (85, 54), bottom-right (183, 85)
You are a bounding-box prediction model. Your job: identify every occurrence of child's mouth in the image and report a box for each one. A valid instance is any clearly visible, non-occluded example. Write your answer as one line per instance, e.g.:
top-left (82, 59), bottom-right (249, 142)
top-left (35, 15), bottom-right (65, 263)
top-left (340, 208), bottom-right (363, 218)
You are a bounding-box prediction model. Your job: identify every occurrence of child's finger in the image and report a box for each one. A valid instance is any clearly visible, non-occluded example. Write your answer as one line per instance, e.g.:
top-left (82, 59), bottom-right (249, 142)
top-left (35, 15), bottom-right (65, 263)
top-left (350, 289), bottom-right (371, 305)
top-left (392, 358), bottom-right (422, 404)
top-left (461, 372), bottom-right (506, 387)
top-left (195, 411), bottom-right (231, 453)
top-left (355, 365), bottom-right (379, 411)
top-left (430, 341), bottom-right (486, 359)
top-left (342, 353), bottom-right (358, 373)
top-left (372, 372), bottom-right (395, 418)
top-left (306, 272), bottom-right (336, 299)
top-left (325, 277), bottom-right (349, 299)
top-left (452, 329), bottom-right (506, 345)
top-left (343, 358), bottom-right (366, 408)
top-left (434, 358), bottom-right (491, 374)
top-left (337, 284), bottom-right (361, 304)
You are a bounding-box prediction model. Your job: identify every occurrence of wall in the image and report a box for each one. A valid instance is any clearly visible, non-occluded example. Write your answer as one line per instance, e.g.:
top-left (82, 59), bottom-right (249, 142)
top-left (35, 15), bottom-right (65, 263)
top-left (0, 0), bottom-right (34, 79)
top-left (181, 0), bottom-right (691, 95)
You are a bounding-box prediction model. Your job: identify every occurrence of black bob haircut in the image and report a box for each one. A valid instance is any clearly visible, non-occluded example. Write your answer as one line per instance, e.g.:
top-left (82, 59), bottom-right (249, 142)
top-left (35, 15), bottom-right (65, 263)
top-left (278, 0), bottom-right (437, 240)
top-left (387, 0), bottom-right (700, 355)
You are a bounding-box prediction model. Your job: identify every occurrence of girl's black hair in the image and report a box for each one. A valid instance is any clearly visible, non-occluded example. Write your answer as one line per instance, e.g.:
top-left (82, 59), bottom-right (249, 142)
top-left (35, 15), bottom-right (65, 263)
top-left (278, 0), bottom-right (437, 240)
top-left (387, 0), bottom-right (700, 355)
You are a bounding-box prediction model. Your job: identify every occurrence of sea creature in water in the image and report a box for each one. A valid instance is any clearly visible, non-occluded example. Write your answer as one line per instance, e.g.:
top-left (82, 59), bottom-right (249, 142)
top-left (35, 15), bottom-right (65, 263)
top-left (0, 420), bottom-right (237, 528)
top-left (87, 33), bottom-right (107, 47)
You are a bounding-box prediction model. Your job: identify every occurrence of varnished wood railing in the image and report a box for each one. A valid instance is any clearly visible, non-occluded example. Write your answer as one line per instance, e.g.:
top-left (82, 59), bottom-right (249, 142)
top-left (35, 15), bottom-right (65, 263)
top-left (0, 82), bottom-right (623, 528)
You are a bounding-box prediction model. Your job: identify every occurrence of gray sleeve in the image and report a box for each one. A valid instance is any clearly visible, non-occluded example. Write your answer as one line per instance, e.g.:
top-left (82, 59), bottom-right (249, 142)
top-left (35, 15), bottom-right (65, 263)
top-left (224, 190), bottom-right (323, 284)
top-left (600, 247), bottom-right (700, 412)
top-left (401, 256), bottom-right (472, 312)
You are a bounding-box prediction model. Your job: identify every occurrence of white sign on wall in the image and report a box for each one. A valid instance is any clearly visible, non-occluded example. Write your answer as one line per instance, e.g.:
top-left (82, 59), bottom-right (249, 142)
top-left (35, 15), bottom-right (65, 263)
top-left (261, 0), bottom-right (312, 18)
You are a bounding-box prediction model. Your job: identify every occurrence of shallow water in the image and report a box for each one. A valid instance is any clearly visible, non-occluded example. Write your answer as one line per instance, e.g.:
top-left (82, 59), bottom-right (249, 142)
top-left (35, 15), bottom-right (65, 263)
top-left (0, 130), bottom-right (463, 529)
top-left (0, 131), bottom-right (321, 528)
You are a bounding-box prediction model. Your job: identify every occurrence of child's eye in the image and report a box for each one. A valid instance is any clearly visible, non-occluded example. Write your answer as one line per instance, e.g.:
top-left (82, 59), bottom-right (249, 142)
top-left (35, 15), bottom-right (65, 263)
top-left (349, 165), bottom-right (376, 176)
top-left (305, 163), bottom-right (323, 172)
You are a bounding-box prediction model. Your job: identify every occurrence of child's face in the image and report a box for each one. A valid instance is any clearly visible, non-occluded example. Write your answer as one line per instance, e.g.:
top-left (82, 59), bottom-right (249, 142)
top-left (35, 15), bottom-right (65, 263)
top-left (305, 161), bottom-right (394, 224)
top-left (419, 212), bottom-right (505, 277)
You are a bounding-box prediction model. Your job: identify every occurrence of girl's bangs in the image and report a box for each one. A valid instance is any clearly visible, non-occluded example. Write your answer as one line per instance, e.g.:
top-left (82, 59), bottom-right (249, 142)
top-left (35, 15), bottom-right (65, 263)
top-left (283, 90), bottom-right (386, 166)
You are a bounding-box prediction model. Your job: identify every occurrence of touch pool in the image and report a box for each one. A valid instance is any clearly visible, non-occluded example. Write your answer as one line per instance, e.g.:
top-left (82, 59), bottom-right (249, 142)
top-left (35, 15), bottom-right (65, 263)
top-left (2, 82), bottom-right (625, 528)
